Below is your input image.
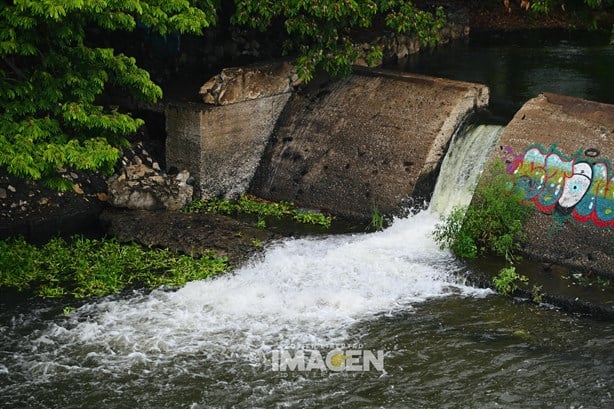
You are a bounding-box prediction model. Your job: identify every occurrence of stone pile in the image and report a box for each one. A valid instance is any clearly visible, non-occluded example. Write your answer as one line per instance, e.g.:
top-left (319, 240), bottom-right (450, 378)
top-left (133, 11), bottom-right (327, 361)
top-left (107, 148), bottom-right (193, 211)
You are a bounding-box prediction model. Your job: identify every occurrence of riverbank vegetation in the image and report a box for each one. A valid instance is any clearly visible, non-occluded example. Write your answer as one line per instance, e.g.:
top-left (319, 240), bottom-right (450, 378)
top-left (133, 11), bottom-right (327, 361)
top-left (433, 161), bottom-right (534, 262)
top-left (0, 236), bottom-right (227, 299)
top-left (183, 195), bottom-right (333, 229)
top-left (433, 161), bottom-right (535, 296)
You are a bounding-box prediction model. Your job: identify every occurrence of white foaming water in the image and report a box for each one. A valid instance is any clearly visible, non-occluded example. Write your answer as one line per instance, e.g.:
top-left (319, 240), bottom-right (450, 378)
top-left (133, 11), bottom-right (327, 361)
top-left (25, 211), bottom-right (488, 374)
top-left (14, 122), bottom-right (504, 376)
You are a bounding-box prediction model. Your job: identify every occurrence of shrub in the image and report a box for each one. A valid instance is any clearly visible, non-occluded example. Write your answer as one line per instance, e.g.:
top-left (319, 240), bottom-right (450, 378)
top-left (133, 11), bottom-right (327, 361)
top-left (493, 266), bottom-right (528, 296)
top-left (433, 160), bottom-right (534, 262)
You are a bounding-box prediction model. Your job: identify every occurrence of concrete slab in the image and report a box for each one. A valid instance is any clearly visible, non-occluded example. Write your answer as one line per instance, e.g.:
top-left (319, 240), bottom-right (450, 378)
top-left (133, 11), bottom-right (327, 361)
top-left (250, 69), bottom-right (489, 219)
top-left (493, 93), bottom-right (614, 276)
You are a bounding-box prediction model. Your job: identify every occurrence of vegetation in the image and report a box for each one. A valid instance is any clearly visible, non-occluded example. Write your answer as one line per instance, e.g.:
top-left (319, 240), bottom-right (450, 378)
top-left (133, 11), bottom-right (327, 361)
top-left (531, 284), bottom-right (544, 303)
top-left (0, 1), bottom-right (215, 188)
top-left (492, 266), bottom-right (528, 296)
top-left (433, 161), bottom-right (534, 262)
top-left (183, 194), bottom-right (333, 229)
top-left (367, 206), bottom-right (385, 232)
top-left (0, 236), bottom-right (227, 299)
top-left (529, 0), bottom-right (614, 15)
top-left (233, 0), bottom-right (445, 81)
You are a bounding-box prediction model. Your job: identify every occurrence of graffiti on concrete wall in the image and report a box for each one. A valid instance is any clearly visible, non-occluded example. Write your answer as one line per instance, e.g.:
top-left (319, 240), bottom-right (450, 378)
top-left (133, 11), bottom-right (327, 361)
top-left (504, 144), bottom-right (614, 228)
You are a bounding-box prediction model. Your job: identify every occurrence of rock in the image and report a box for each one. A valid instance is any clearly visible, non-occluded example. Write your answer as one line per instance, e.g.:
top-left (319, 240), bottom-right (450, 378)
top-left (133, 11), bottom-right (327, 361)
top-left (107, 163), bottom-right (193, 211)
top-left (199, 61), bottom-right (298, 105)
top-left (7, 185), bottom-right (16, 193)
top-left (0, 188), bottom-right (7, 199)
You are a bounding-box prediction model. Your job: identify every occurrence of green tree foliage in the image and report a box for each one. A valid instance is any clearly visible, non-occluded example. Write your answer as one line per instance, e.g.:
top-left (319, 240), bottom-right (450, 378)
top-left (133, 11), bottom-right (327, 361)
top-left (529, 0), bottom-right (614, 14)
top-left (0, 0), bottom-right (215, 187)
top-left (233, 0), bottom-right (445, 81)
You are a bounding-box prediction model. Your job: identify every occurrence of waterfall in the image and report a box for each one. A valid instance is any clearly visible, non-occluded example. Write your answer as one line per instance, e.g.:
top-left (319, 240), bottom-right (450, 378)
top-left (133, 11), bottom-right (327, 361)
top-left (1, 119), bottom-right (502, 403)
top-left (429, 123), bottom-right (504, 216)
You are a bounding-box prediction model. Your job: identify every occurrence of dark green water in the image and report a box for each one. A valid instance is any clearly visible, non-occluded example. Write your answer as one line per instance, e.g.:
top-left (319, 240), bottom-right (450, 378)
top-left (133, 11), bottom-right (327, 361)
top-left (403, 30), bottom-right (614, 119)
top-left (1, 292), bottom-right (613, 408)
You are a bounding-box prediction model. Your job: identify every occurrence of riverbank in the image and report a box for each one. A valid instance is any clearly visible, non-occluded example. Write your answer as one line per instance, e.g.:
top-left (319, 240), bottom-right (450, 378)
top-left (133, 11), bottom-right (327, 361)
top-left (440, 0), bottom-right (614, 32)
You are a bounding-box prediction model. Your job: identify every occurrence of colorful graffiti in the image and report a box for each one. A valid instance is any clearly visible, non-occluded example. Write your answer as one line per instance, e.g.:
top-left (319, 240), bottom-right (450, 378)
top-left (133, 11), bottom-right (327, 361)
top-left (504, 145), bottom-right (614, 228)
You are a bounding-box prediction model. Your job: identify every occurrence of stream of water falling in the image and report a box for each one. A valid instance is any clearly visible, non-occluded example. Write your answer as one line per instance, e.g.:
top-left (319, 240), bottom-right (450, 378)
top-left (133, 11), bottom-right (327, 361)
top-left (429, 123), bottom-right (504, 215)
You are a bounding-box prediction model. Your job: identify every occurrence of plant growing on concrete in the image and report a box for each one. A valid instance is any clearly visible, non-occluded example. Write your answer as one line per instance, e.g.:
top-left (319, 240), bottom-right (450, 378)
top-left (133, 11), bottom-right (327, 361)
top-left (531, 284), bottom-right (544, 304)
top-left (493, 266), bottom-right (528, 296)
top-left (0, 236), bottom-right (227, 299)
top-left (367, 206), bottom-right (385, 232)
top-left (293, 210), bottom-right (333, 229)
top-left (183, 195), bottom-right (333, 229)
top-left (433, 161), bottom-right (534, 262)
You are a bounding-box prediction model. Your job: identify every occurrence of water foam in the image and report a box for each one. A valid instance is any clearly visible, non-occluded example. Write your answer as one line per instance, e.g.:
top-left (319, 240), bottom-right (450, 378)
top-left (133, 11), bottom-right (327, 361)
top-left (17, 211), bottom-right (488, 375)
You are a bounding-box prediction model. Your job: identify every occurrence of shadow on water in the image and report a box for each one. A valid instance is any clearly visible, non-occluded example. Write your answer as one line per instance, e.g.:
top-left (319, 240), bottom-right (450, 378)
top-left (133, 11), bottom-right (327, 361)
top-left (401, 29), bottom-right (614, 120)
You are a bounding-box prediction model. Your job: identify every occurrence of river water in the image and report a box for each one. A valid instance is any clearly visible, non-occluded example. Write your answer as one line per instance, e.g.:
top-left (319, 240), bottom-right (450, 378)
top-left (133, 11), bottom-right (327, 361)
top-left (404, 29), bottom-right (614, 119)
top-left (1, 31), bottom-right (614, 408)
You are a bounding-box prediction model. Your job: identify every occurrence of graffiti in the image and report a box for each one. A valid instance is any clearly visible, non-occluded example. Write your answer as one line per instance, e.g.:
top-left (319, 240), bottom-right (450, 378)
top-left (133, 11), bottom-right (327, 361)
top-left (505, 144), bottom-right (614, 228)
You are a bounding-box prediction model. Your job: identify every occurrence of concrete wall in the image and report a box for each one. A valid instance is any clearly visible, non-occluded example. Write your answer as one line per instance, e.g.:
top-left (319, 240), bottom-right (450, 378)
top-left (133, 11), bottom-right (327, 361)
top-left (250, 69), bottom-right (488, 219)
top-left (166, 93), bottom-right (290, 199)
top-left (166, 67), bottom-right (489, 220)
top-left (486, 93), bottom-right (614, 276)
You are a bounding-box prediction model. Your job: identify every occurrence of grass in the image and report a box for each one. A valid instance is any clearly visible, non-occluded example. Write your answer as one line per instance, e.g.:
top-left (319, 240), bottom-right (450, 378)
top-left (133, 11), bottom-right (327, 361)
top-left (367, 206), bottom-right (385, 232)
top-left (0, 236), bottom-right (227, 299)
top-left (183, 194), bottom-right (333, 229)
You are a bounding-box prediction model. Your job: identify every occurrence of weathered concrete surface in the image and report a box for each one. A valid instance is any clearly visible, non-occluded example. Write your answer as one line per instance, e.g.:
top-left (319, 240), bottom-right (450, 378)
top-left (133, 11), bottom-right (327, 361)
top-left (250, 69), bottom-right (489, 220)
top-left (490, 93), bottom-right (614, 277)
top-left (199, 62), bottom-right (299, 105)
top-left (166, 93), bottom-right (291, 199)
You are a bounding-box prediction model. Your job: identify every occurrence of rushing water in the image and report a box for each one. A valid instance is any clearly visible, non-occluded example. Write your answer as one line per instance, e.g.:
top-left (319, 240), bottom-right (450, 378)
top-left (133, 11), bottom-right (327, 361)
top-left (2, 31), bottom-right (614, 408)
top-left (3, 212), bottom-right (613, 408)
top-left (429, 123), bottom-right (504, 216)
